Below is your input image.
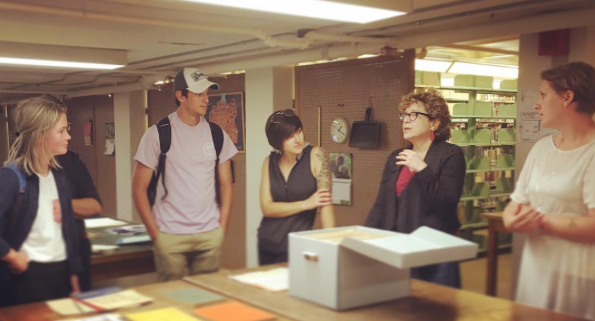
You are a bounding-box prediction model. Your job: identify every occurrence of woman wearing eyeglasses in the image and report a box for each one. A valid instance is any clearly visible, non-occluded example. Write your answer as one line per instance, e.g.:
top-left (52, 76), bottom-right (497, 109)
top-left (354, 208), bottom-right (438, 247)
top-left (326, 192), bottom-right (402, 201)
top-left (258, 109), bottom-right (336, 265)
top-left (0, 95), bottom-right (81, 307)
top-left (365, 90), bottom-right (466, 288)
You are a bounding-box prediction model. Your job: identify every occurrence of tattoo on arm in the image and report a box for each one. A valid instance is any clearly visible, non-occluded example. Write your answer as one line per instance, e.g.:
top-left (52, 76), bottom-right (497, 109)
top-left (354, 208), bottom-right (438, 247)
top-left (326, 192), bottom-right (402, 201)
top-left (316, 148), bottom-right (330, 190)
top-left (568, 218), bottom-right (578, 229)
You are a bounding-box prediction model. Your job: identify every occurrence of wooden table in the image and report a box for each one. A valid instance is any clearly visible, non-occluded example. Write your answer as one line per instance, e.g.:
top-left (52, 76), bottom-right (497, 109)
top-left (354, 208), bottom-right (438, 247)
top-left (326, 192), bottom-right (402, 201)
top-left (184, 265), bottom-right (587, 321)
top-left (0, 275), bottom-right (290, 321)
top-left (480, 212), bottom-right (508, 297)
top-left (88, 223), bottom-right (155, 281)
top-left (0, 265), bottom-right (587, 321)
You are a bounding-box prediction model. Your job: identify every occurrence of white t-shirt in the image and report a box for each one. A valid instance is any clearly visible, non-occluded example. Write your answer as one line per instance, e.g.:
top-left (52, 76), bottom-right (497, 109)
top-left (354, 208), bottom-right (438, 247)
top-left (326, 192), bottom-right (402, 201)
top-left (511, 135), bottom-right (595, 320)
top-left (20, 170), bottom-right (67, 262)
top-left (134, 111), bottom-right (238, 234)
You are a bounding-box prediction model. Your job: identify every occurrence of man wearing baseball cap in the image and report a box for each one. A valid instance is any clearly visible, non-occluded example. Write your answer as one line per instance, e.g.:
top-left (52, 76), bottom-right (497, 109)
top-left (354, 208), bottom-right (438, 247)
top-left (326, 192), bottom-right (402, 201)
top-left (132, 68), bottom-right (238, 281)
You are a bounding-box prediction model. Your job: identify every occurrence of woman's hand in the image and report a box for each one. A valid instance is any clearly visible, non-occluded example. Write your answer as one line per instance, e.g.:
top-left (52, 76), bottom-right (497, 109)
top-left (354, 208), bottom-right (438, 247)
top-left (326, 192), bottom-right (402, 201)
top-left (396, 150), bottom-right (427, 172)
top-left (504, 202), bottom-right (544, 233)
top-left (303, 189), bottom-right (332, 210)
top-left (5, 250), bottom-right (29, 274)
top-left (70, 275), bottom-right (80, 294)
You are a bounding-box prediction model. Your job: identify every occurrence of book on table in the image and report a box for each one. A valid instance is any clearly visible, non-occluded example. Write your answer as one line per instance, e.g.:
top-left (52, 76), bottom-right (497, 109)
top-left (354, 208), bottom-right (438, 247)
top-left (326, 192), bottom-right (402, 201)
top-left (71, 287), bottom-right (153, 312)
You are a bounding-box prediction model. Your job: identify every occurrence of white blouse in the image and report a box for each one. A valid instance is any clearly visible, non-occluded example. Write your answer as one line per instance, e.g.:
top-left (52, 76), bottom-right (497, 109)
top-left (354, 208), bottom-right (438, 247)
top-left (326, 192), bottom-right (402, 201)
top-left (511, 135), bottom-right (595, 320)
top-left (20, 170), bottom-right (67, 263)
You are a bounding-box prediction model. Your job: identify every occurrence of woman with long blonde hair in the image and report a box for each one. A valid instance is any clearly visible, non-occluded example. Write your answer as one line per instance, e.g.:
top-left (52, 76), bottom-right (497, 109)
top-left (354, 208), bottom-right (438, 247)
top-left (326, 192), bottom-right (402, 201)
top-left (0, 95), bottom-right (81, 307)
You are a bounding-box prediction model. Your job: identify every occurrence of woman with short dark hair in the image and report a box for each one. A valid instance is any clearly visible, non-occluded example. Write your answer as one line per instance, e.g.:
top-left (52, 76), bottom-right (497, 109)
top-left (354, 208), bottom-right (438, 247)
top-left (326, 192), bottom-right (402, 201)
top-left (365, 90), bottom-right (466, 288)
top-left (504, 62), bottom-right (595, 320)
top-left (258, 109), bottom-right (335, 265)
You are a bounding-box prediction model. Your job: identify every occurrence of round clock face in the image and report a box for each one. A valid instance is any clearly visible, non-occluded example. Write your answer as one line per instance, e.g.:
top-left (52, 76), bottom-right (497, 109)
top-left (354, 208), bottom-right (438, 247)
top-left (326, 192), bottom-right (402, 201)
top-left (330, 118), bottom-right (350, 144)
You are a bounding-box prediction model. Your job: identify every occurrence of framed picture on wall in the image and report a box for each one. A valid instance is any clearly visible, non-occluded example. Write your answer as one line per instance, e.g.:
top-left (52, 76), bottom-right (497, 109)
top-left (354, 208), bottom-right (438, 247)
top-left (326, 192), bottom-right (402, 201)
top-left (206, 91), bottom-right (245, 152)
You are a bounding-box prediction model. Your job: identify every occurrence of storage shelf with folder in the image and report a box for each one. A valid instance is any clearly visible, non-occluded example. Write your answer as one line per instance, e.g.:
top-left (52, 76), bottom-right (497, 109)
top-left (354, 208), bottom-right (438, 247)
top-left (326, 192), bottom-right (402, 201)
top-left (86, 216), bottom-right (155, 281)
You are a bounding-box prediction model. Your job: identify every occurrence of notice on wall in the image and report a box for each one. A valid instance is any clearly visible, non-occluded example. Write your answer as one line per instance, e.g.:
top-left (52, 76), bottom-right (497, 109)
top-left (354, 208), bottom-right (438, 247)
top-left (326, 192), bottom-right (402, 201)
top-left (330, 153), bottom-right (352, 206)
top-left (520, 112), bottom-right (541, 143)
top-left (104, 123), bottom-right (115, 156)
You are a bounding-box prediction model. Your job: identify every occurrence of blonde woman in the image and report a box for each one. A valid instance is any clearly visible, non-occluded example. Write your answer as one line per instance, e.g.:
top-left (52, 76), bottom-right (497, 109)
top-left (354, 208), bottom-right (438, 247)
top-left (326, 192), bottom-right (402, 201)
top-left (0, 95), bottom-right (80, 307)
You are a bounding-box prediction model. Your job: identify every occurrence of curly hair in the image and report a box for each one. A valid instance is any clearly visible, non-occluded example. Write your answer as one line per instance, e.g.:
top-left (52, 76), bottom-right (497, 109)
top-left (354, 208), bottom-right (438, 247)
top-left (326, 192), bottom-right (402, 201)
top-left (541, 61), bottom-right (595, 116)
top-left (398, 90), bottom-right (451, 142)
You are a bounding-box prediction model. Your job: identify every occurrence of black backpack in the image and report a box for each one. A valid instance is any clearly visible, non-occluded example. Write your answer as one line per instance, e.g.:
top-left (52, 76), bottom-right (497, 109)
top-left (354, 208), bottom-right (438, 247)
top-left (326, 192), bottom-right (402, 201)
top-left (147, 116), bottom-right (224, 206)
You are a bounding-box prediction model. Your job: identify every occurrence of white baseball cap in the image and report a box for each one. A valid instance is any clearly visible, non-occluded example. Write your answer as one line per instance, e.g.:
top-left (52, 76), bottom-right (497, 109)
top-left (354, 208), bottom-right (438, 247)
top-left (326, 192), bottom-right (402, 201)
top-left (174, 68), bottom-right (219, 94)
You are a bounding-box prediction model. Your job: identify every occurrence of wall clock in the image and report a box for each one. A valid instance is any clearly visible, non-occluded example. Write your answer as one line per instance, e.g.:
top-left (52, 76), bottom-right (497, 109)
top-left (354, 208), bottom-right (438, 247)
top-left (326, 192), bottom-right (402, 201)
top-left (330, 117), bottom-right (350, 144)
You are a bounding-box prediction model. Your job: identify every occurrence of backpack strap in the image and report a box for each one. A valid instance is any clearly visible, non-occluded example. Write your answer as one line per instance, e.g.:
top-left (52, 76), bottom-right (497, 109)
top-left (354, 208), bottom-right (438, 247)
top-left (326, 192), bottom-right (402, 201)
top-left (148, 116), bottom-right (171, 206)
top-left (208, 122), bottom-right (224, 205)
top-left (3, 164), bottom-right (26, 227)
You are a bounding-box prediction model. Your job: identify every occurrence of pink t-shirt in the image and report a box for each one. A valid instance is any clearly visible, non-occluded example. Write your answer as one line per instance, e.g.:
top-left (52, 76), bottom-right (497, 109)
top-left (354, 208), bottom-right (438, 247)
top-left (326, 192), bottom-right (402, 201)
top-left (134, 111), bottom-right (238, 234)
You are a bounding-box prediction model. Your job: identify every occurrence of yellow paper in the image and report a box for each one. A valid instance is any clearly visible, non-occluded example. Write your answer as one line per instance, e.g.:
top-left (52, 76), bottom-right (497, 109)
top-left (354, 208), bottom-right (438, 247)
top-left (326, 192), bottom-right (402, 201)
top-left (126, 307), bottom-right (201, 321)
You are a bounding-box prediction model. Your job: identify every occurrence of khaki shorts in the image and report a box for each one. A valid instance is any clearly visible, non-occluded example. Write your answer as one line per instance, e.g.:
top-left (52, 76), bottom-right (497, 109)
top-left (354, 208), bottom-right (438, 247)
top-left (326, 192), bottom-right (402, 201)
top-left (153, 227), bottom-right (224, 282)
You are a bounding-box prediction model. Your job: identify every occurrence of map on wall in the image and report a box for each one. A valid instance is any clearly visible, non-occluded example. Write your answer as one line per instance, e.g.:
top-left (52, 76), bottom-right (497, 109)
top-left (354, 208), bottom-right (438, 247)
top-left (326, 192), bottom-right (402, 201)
top-left (206, 92), bottom-right (245, 152)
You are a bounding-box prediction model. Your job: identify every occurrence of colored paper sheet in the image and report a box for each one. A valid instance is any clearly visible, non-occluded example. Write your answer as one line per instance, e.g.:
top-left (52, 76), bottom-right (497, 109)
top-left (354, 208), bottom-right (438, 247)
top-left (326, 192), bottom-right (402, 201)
top-left (163, 288), bottom-right (224, 306)
top-left (126, 307), bottom-right (201, 321)
top-left (194, 301), bottom-right (275, 321)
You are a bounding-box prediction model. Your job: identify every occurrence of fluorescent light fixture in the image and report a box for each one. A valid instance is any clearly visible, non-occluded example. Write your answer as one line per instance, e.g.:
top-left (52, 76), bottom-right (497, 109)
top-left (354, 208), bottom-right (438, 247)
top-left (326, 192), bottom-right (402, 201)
top-left (0, 57), bottom-right (123, 70)
top-left (0, 41), bottom-right (127, 70)
top-left (415, 59), bottom-right (452, 73)
top-left (449, 62), bottom-right (518, 79)
top-left (358, 54), bottom-right (379, 59)
top-left (180, 0), bottom-right (406, 23)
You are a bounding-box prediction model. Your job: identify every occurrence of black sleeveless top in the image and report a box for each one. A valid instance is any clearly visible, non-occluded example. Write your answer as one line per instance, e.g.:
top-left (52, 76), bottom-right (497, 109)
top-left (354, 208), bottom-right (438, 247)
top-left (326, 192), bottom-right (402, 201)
top-left (257, 145), bottom-right (318, 253)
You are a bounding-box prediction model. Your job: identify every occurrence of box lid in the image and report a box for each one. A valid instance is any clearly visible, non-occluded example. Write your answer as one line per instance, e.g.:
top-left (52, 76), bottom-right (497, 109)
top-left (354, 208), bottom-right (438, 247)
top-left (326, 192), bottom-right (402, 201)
top-left (340, 226), bottom-right (478, 269)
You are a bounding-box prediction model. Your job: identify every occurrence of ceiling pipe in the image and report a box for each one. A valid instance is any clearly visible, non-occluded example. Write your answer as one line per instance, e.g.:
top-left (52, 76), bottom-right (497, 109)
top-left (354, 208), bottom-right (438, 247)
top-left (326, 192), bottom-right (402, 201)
top-left (199, 43), bottom-right (383, 75)
top-left (430, 44), bottom-right (518, 55)
top-left (301, 30), bottom-right (399, 46)
top-left (197, 6), bottom-right (595, 75)
top-left (67, 82), bottom-right (155, 98)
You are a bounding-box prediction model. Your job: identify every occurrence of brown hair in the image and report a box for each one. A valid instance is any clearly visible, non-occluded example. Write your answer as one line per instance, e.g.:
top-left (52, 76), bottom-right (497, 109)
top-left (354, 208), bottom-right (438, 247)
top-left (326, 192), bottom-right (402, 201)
top-left (5, 95), bottom-right (67, 174)
top-left (541, 61), bottom-right (595, 116)
top-left (399, 90), bottom-right (451, 141)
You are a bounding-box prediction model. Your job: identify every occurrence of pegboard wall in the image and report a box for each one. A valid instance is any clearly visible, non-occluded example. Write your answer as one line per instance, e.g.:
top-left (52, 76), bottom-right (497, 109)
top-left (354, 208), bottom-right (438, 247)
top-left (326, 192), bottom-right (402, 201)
top-left (296, 53), bottom-right (415, 227)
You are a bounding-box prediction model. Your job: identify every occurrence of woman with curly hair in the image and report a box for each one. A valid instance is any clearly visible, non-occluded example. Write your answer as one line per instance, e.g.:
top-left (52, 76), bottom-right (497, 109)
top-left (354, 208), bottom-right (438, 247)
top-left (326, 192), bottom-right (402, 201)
top-left (365, 90), bottom-right (466, 288)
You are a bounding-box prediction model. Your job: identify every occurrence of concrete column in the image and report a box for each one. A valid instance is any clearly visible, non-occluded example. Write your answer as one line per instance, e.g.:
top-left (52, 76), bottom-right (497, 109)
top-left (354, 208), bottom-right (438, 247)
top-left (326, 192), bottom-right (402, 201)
top-left (0, 105), bottom-right (8, 164)
top-left (245, 66), bottom-right (293, 267)
top-left (114, 91), bottom-right (148, 223)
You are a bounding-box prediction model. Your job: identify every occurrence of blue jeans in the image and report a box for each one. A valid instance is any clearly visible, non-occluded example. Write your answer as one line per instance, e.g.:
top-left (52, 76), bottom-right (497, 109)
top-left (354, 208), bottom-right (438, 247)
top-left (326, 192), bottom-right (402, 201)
top-left (411, 261), bottom-right (461, 289)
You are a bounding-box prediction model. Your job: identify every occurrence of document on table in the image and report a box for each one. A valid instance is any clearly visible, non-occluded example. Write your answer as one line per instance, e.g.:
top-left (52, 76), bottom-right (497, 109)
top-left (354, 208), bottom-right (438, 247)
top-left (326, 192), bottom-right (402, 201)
top-left (47, 298), bottom-right (96, 316)
top-left (85, 217), bottom-right (128, 229)
top-left (228, 267), bottom-right (288, 292)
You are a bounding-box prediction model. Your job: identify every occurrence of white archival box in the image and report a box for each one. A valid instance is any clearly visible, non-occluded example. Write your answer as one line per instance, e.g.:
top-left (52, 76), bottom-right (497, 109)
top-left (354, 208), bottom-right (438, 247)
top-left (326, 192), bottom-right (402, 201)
top-left (288, 225), bottom-right (478, 310)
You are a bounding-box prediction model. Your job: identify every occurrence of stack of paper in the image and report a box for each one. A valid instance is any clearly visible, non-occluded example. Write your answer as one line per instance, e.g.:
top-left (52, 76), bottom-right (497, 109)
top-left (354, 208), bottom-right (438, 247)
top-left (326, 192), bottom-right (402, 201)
top-left (85, 218), bottom-right (128, 229)
top-left (91, 244), bottom-right (119, 254)
top-left (73, 288), bottom-right (153, 312)
top-left (228, 267), bottom-right (288, 292)
top-left (47, 298), bottom-right (96, 316)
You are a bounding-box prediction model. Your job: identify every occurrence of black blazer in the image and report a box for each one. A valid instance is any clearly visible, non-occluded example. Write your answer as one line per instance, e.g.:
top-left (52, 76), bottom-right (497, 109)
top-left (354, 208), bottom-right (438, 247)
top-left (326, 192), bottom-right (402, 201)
top-left (0, 166), bottom-right (81, 275)
top-left (365, 140), bottom-right (466, 234)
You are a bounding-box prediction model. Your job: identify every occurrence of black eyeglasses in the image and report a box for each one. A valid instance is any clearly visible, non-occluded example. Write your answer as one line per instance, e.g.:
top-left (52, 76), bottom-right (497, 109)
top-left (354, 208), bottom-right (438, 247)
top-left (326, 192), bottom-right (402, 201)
top-left (399, 112), bottom-right (431, 122)
top-left (266, 109), bottom-right (295, 130)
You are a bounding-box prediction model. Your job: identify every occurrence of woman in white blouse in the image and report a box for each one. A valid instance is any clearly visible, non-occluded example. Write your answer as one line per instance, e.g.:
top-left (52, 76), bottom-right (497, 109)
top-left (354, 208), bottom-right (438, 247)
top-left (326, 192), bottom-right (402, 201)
top-left (504, 62), bottom-right (595, 320)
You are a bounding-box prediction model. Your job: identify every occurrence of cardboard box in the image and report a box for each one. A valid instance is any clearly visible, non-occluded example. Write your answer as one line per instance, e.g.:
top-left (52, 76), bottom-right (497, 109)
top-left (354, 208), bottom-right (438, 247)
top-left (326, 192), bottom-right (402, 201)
top-left (289, 226), bottom-right (478, 310)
